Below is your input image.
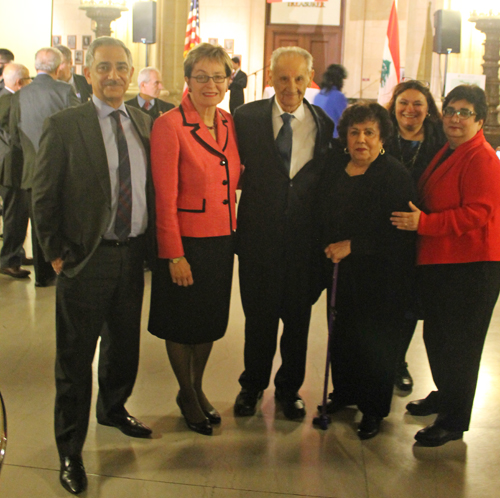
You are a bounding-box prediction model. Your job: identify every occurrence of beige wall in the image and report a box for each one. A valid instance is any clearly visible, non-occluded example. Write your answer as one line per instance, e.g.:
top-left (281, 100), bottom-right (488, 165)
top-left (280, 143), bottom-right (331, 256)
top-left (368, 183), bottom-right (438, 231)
top-left (0, 0), bottom-right (53, 75)
top-left (6, 0), bottom-right (492, 105)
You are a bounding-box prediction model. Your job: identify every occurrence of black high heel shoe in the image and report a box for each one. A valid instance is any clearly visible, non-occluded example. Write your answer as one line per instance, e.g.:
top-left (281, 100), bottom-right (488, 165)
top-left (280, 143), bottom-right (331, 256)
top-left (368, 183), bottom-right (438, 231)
top-left (203, 407), bottom-right (221, 425)
top-left (176, 393), bottom-right (213, 436)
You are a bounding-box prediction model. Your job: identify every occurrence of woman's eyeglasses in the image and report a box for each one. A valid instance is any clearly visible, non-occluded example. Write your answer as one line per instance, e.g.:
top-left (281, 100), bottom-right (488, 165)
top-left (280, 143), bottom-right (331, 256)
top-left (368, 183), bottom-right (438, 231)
top-left (191, 75), bottom-right (227, 84)
top-left (443, 107), bottom-right (476, 120)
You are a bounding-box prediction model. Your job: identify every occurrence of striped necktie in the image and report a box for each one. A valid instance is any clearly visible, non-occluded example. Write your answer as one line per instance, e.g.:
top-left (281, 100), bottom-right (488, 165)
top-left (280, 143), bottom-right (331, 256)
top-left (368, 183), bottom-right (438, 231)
top-left (110, 110), bottom-right (132, 241)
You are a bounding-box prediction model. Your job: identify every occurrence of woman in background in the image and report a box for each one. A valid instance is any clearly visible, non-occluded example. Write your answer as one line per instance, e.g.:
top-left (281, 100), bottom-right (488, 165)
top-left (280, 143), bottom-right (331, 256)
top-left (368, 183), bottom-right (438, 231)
top-left (314, 64), bottom-right (348, 138)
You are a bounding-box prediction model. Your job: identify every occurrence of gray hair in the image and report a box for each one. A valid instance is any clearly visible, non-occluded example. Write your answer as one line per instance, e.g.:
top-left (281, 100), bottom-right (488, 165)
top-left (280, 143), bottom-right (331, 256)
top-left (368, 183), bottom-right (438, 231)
top-left (55, 44), bottom-right (72, 63)
top-left (85, 37), bottom-right (133, 68)
top-left (270, 46), bottom-right (313, 73)
top-left (184, 43), bottom-right (233, 78)
top-left (2, 63), bottom-right (28, 87)
top-left (137, 67), bottom-right (160, 86)
top-left (34, 47), bottom-right (62, 74)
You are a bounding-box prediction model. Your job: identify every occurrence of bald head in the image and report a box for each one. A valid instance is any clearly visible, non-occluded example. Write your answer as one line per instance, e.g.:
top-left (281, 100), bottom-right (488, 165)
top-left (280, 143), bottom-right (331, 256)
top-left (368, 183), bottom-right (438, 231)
top-left (35, 48), bottom-right (63, 78)
top-left (2, 63), bottom-right (31, 92)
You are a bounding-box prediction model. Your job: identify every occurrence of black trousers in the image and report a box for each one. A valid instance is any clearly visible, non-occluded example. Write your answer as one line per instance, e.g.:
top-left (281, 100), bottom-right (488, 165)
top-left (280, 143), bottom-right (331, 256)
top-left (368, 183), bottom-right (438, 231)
top-left (27, 190), bottom-right (55, 283)
top-left (420, 262), bottom-right (500, 432)
top-left (0, 185), bottom-right (29, 268)
top-left (329, 257), bottom-right (403, 418)
top-left (54, 238), bottom-right (146, 457)
top-left (239, 256), bottom-right (313, 394)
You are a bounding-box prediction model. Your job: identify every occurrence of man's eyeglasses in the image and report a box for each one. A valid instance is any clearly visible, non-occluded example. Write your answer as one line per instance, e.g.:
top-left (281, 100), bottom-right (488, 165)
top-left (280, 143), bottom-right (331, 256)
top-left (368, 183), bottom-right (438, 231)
top-left (191, 74), bottom-right (227, 84)
top-left (443, 107), bottom-right (476, 120)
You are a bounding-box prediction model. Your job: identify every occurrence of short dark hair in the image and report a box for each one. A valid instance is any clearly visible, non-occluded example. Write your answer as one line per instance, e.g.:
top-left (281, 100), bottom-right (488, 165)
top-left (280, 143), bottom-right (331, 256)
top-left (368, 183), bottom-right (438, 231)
top-left (387, 80), bottom-right (441, 124)
top-left (231, 56), bottom-right (240, 65)
top-left (320, 64), bottom-right (347, 92)
top-left (443, 84), bottom-right (488, 122)
top-left (184, 43), bottom-right (233, 78)
top-left (337, 102), bottom-right (394, 145)
top-left (0, 49), bottom-right (14, 62)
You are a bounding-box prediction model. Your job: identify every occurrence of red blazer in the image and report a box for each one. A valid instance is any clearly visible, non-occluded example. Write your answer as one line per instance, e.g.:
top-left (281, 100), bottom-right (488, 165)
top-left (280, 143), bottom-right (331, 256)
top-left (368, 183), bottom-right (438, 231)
top-left (151, 95), bottom-right (241, 259)
top-left (417, 130), bottom-right (500, 265)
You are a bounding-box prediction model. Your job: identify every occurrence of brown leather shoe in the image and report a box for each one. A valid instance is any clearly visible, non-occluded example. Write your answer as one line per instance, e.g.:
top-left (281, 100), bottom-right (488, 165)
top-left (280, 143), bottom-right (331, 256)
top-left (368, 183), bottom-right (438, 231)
top-left (0, 266), bottom-right (31, 278)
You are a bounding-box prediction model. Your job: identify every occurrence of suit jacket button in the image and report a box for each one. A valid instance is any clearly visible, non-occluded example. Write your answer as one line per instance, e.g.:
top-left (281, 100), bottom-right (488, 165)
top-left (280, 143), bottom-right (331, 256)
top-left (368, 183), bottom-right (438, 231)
top-left (222, 199), bottom-right (229, 205)
top-left (220, 159), bottom-right (227, 166)
top-left (222, 180), bottom-right (228, 185)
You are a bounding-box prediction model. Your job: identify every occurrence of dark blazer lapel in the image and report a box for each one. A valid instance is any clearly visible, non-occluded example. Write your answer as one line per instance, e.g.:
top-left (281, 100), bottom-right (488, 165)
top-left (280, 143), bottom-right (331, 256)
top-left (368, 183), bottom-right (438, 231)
top-left (127, 105), bottom-right (151, 153)
top-left (305, 98), bottom-right (329, 159)
top-left (179, 100), bottom-right (226, 159)
top-left (77, 102), bottom-right (111, 203)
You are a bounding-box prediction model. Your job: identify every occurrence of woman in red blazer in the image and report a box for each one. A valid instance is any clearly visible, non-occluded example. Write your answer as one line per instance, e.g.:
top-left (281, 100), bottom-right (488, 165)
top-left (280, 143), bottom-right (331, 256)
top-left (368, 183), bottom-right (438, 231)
top-left (148, 44), bottom-right (241, 436)
top-left (391, 85), bottom-right (500, 447)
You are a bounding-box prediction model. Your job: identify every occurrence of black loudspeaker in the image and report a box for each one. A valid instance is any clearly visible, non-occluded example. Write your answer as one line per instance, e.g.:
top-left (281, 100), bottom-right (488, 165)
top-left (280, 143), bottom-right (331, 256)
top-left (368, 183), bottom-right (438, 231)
top-left (133, 2), bottom-right (157, 44)
top-left (433, 10), bottom-right (461, 54)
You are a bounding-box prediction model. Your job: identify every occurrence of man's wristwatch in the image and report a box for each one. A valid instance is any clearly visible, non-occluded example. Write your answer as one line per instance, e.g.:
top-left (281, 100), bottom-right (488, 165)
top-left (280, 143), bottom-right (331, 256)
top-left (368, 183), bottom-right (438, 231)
top-left (169, 257), bottom-right (184, 264)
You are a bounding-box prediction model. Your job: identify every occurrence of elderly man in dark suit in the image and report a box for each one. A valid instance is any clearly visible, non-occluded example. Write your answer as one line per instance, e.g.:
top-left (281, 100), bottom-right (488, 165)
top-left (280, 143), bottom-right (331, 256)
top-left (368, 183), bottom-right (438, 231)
top-left (125, 66), bottom-right (174, 121)
top-left (32, 37), bottom-right (154, 495)
top-left (233, 47), bottom-right (333, 420)
top-left (10, 47), bottom-right (80, 286)
top-left (229, 56), bottom-right (247, 115)
top-left (55, 44), bottom-right (93, 103)
top-left (0, 63), bottom-right (32, 279)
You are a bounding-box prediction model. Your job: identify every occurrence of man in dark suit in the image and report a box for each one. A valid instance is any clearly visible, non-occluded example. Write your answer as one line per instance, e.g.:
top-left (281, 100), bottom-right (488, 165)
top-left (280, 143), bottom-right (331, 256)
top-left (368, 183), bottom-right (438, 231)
top-left (233, 47), bottom-right (333, 420)
top-left (56, 44), bottom-right (93, 103)
top-left (9, 47), bottom-right (80, 286)
top-left (229, 56), bottom-right (247, 115)
top-left (0, 63), bottom-right (32, 279)
top-left (125, 66), bottom-right (174, 121)
top-left (32, 37), bottom-right (154, 495)
top-left (0, 49), bottom-right (15, 91)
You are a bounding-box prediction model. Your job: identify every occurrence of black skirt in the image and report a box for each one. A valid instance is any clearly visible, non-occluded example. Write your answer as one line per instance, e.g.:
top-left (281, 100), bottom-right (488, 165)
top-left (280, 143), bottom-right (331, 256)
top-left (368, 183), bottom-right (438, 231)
top-left (148, 235), bottom-right (235, 344)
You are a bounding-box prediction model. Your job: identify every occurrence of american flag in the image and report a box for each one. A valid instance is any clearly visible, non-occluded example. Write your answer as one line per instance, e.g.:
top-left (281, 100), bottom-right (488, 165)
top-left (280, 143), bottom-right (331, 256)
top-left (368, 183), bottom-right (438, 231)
top-left (184, 0), bottom-right (201, 57)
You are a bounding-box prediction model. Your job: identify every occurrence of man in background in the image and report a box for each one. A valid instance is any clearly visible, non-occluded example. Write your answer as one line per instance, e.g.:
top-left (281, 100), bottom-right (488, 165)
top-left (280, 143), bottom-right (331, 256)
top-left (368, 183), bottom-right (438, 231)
top-left (9, 47), bottom-right (80, 287)
top-left (126, 66), bottom-right (174, 121)
top-left (55, 44), bottom-right (92, 103)
top-left (0, 49), bottom-right (15, 91)
top-left (229, 56), bottom-right (247, 115)
top-left (0, 63), bottom-right (31, 279)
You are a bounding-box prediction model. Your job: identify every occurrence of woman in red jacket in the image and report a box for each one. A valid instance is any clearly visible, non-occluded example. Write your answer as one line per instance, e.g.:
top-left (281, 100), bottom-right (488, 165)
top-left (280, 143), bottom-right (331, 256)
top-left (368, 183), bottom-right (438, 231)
top-left (148, 44), bottom-right (241, 436)
top-left (391, 85), bottom-right (500, 446)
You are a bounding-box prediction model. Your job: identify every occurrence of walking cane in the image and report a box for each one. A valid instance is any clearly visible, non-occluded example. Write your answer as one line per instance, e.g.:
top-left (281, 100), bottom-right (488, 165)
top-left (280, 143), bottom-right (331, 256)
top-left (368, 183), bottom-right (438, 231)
top-left (312, 262), bottom-right (339, 430)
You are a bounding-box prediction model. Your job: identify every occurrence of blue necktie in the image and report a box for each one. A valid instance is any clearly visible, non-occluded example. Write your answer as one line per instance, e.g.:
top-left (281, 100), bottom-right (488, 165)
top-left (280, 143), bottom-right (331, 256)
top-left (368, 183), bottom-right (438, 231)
top-left (276, 113), bottom-right (294, 173)
top-left (110, 110), bottom-right (132, 241)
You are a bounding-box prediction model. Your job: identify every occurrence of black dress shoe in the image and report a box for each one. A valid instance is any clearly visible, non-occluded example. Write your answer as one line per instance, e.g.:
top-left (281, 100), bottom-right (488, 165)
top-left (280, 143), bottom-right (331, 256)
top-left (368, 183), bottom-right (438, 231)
top-left (358, 414), bottom-right (382, 440)
top-left (275, 390), bottom-right (306, 420)
top-left (234, 388), bottom-right (263, 417)
top-left (176, 393), bottom-right (212, 435)
top-left (60, 455), bottom-right (87, 495)
top-left (414, 423), bottom-right (464, 447)
top-left (22, 256), bottom-right (34, 266)
top-left (317, 392), bottom-right (357, 414)
top-left (406, 391), bottom-right (439, 416)
top-left (0, 266), bottom-right (31, 278)
top-left (98, 414), bottom-right (152, 438)
top-left (203, 407), bottom-right (221, 425)
top-left (395, 361), bottom-right (414, 391)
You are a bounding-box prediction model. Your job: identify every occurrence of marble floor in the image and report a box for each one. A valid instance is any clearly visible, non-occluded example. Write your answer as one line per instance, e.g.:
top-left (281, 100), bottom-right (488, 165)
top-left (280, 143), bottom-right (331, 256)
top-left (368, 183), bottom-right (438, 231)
top-left (1, 259), bottom-right (500, 498)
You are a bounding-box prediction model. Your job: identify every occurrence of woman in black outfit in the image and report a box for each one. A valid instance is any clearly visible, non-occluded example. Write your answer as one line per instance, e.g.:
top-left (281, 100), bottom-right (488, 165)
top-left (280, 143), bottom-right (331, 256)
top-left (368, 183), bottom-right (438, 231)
top-left (385, 80), bottom-right (446, 391)
top-left (319, 102), bottom-right (415, 439)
